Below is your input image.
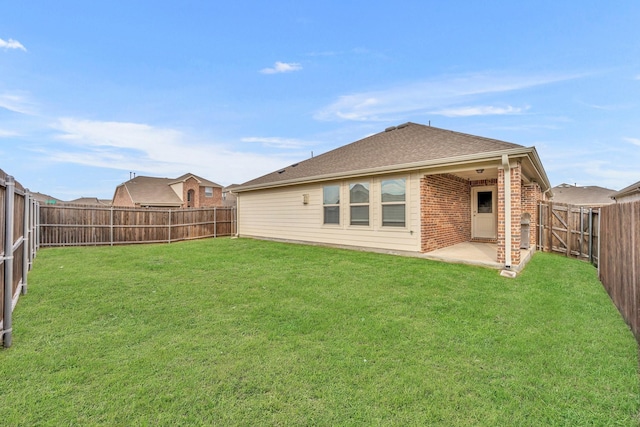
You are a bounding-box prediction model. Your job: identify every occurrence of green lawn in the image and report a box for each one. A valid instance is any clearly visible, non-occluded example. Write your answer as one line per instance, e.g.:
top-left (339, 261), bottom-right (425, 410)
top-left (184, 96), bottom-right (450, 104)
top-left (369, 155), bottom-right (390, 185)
top-left (1, 238), bottom-right (638, 426)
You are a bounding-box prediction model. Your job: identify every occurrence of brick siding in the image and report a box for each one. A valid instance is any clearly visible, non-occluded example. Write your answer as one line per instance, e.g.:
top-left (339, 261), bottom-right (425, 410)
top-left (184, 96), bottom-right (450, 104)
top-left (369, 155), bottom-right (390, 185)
top-left (112, 185), bottom-right (135, 207)
top-left (420, 174), bottom-right (471, 252)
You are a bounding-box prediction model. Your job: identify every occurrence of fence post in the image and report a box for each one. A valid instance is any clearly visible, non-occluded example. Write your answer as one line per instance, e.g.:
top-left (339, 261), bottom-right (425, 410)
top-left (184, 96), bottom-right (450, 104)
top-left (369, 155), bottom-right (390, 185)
top-left (168, 209), bottom-right (172, 243)
top-left (214, 208), bottom-right (217, 238)
top-left (3, 176), bottom-right (15, 348)
top-left (110, 207), bottom-right (114, 246)
top-left (22, 191), bottom-right (29, 295)
top-left (589, 208), bottom-right (593, 265)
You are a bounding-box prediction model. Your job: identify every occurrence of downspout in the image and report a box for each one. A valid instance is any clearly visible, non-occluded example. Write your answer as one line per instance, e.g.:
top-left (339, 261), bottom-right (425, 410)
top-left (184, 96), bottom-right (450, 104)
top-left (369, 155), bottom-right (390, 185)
top-left (502, 155), bottom-right (512, 269)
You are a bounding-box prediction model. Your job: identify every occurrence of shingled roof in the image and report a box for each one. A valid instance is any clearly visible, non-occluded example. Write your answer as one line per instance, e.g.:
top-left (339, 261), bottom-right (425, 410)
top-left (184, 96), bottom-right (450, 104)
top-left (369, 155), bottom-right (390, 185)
top-left (550, 183), bottom-right (616, 206)
top-left (237, 122), bottom-right (527, 190)
top-left (612, 180), bottom-right (640, 201)
top-left (123, 176), bottom-right (183, 206)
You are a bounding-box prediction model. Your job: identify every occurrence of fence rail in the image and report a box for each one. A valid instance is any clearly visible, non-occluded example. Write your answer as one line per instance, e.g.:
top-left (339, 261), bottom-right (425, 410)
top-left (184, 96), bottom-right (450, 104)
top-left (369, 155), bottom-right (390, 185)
top-left (598, 200), bottom-right (640, 342)
top-left (1, 171), bottom-right (39, 348)
top-left (39, 205), bottom-right (236, 247)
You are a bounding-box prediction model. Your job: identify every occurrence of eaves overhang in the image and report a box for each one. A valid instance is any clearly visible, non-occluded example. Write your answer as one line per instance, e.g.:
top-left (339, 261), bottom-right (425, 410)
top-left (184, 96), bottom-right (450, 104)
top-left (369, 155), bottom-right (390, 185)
top-left (235, 147), bottom-right (551, 193)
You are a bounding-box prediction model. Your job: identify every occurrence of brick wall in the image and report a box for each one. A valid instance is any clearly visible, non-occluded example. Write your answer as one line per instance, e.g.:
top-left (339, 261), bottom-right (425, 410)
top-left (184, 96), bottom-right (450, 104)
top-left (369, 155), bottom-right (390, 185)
top-left (182, 177), bottom-right (200, 208)
top-left (421, 174), bottom-right (471, 252)
top-left (522, 182), bottom-right (543, 249)
top-left (198, 186), bottom-right (223, 207)
top-left (112, 185), bottom-right (135, 207)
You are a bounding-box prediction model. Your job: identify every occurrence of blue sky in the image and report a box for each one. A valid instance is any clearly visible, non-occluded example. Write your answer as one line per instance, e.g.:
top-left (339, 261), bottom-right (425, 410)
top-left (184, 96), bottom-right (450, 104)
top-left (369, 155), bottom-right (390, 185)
top-left (1, 1), bottom-right (639, 200)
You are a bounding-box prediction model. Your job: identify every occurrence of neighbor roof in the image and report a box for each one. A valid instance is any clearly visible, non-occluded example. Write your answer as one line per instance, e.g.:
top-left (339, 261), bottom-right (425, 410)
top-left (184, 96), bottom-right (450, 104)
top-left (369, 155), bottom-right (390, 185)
top-left (170, 173), bottom-right (222, 188)
top-left (611, 180), bottom-right (640, 201)
top-left (550, 183), bottom-right (616, 206)
top-left (237, 122), bottom-right (544, 191)
top-left (120, 176), bottom-right (183, 206)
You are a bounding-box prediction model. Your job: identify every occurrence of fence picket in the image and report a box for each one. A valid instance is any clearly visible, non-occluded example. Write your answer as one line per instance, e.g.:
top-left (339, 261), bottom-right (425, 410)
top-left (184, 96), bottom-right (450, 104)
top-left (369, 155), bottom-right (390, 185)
top-left (39, 205), bottom-right (236, 246)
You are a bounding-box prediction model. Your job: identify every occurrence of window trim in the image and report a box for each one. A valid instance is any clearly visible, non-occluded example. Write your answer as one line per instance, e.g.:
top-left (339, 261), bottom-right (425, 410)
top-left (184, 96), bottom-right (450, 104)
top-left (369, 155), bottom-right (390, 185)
top-left (205, 186), bottom-right (214, 198)
top-left (323, 184), bottom-right (341, 225)
top-left (380, 178), bottom-right (407, 228)
top-left (349, 182), bottom-right (370, 226)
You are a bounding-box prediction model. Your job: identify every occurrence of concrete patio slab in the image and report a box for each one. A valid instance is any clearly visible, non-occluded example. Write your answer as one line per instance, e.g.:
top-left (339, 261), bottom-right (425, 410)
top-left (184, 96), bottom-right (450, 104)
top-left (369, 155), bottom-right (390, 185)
top-left (424, 241), bottom-right (534, 271)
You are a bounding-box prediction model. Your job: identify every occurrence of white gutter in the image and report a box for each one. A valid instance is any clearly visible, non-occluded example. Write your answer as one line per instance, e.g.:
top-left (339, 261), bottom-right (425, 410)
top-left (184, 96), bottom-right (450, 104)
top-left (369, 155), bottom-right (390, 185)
top-left (502, 154), bottom-right (512, 269)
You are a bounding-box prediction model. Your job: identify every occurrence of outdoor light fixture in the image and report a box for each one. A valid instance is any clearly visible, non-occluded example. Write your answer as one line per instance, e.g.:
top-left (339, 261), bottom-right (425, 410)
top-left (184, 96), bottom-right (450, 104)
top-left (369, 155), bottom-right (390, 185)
top-left (476, 169), bottom-right (484, 174)
top-left (303, 194), bottom-right (309, 204)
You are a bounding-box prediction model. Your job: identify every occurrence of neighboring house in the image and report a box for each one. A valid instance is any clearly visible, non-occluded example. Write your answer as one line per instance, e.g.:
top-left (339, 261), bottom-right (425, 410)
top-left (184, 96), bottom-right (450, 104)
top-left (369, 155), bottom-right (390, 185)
top-left (67, 197), bottom-right (112, 206)
top-left (550, 183), bottom-right (616, 207)
top-left (611, 180), bottom-right (640, 203)
top-left (112, 173), bottom-right (223, 208)
top-left (235, 122), bottom-right (551, 269)
top-left (31, 192), bottom-right (64, 206)
top-left (222, 184), bottom-right (239, 207)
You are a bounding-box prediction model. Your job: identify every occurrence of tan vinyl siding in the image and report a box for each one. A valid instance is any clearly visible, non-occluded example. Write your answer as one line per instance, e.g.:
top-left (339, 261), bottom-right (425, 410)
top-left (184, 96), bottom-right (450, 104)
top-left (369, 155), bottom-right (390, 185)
top-left (238, 173), bottom-right (421, 252)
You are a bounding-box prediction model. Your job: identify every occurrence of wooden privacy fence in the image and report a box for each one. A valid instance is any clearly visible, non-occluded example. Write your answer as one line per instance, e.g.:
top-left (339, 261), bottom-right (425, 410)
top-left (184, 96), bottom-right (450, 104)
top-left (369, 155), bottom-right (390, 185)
top-left (537, 201), bottom-right (600, 266)
top-left (39, 205), bottom-right (236, 247)
top-left (598, 200), bottom-right (640, 342)
top-left (1, 172), bottom-right (39, 348)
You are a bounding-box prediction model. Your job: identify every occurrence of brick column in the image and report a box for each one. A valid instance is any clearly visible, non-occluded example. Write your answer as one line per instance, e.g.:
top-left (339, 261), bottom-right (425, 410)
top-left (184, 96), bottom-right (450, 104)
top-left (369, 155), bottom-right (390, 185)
top-left (497, 162), bottom-right (522, 266)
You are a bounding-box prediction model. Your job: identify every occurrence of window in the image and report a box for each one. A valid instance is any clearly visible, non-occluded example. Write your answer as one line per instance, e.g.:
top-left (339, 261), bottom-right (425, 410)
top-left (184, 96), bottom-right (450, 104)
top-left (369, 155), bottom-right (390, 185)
top-left (205, 187), bottom-right (213, 198)
top-left (349, 183), bottom-right (369, 226)
top-left (381, 178), bottom-right (406, 227)
top-left (477, 191), bottom-right (492, 213)
top-left (323, 185), bottom-right (340, 224)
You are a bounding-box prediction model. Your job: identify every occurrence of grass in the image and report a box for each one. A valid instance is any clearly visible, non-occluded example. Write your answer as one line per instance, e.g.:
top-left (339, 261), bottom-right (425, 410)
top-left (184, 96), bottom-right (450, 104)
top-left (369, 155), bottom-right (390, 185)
top-left (1, 238), bottom-right (638, 426)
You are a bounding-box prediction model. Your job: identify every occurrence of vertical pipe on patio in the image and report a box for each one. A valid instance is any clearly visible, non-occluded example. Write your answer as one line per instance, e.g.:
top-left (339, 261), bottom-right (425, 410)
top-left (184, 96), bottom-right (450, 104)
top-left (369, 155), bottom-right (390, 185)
top-left (3, 176), bottom-right (15, 348)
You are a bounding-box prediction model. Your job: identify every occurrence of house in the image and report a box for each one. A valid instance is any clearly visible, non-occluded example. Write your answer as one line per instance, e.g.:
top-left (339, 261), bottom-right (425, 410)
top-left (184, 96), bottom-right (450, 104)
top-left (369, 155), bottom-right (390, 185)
top-left (112, 173), bottom-right (223, 208)
top-left (235, 122), bottom-right (551, 270)
top-left (611, 180), bottom-right (640, 203)
top-left (67, 197), bottom-right (112, 206)
top-left (550, 183), bottom-right (616, 207)
top-left (222, 184), bottom-right (239, 207)
top-left (31, 192), bottom-right (64, 206)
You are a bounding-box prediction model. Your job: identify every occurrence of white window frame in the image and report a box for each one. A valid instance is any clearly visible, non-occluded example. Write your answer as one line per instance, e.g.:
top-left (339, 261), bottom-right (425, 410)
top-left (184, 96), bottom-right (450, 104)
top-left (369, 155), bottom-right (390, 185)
top-left (349, 182), bottom-right (370, 226)
top-left (381, 178), bottom-right (406, 228)
top-left (323, 185), bottom-right (340, 225)
top-left (205, 187), bottom-right (214, 198)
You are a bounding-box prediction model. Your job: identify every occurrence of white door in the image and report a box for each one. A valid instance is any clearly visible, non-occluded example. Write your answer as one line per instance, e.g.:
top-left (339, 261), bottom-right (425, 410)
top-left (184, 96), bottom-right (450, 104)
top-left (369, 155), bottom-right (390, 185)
top-left (472, 187), bottom-right (496, 239)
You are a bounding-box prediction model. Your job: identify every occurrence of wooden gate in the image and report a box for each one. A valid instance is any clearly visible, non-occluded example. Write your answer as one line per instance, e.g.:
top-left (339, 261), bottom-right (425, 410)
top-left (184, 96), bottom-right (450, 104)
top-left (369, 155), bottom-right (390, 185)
top-left (537, 202), bottom-right (599, 266)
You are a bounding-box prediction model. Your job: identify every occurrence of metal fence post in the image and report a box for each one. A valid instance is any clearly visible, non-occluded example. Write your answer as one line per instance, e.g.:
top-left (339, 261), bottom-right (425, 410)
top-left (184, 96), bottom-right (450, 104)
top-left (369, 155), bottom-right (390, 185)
top-left (110, 207), bottom-right (114, 246)
top-left (3, 176), bottom-right (15, 348)
top-left (22, 191), bottom-right (29, 295)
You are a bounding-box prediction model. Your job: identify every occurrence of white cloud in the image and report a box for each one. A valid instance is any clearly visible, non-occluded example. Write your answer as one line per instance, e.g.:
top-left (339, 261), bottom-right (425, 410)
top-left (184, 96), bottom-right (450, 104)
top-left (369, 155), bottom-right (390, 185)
top-left (429, 105), bottom-right (527, 117)
top-left (623, 137), bottom-right (640, 146)
top-left (260, 61), bottom-right (302, 74)
top-left (0, 38), bottom-right (26, 51)
top-left (0, 92), bottom-right (37, 115)
top-left (314, 72), bottom-right (580, 122)
top-left (241, 136), bottom-right (312, 149)
top-left (0, 128), bottom-right (20, 138)
top-left (49, 118), bottom-right (298, 185)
